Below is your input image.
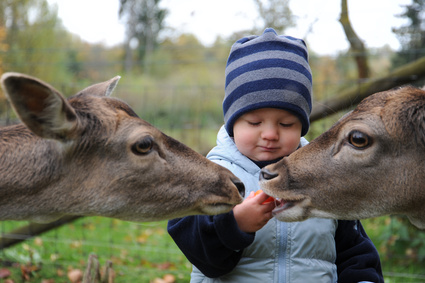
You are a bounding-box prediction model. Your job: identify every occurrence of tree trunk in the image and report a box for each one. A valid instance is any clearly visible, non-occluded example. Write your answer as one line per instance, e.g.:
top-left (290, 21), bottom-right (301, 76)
top-left (339, 0), bottom-right (370, 79)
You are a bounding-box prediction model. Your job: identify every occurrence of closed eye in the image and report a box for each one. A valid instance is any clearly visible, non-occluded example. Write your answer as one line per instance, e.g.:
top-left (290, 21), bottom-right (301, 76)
top-left (247, 121), bottom-right (261, 126)
top-left (280, 123), bottom-right (294, 127)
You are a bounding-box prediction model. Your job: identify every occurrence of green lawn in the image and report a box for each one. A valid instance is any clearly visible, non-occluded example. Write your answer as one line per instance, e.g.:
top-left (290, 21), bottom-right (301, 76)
top-left (1, 218), bottom-right (192, 282)
top-left (1, 216), bottom-right (424, 282)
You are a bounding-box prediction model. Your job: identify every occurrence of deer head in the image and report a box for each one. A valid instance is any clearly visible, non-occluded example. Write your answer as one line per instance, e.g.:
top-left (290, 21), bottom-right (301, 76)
top-left (0, 72), bottom-right (244, 223)
top-left (260, 86), bottom-right (425, 229)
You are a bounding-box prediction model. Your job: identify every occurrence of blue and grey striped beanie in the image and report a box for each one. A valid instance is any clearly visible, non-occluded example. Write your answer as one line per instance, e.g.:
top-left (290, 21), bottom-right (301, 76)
top-left (223, 28), bottom-right (312, 137)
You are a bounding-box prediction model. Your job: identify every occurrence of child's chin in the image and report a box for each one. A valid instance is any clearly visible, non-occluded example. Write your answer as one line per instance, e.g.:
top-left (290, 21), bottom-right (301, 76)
top-left (259, 154), bottom-right (283, 162)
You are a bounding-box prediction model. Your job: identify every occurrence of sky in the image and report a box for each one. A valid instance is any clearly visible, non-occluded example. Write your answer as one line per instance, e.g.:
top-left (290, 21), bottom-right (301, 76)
top-left (46, 0), bottom-right (411, 55)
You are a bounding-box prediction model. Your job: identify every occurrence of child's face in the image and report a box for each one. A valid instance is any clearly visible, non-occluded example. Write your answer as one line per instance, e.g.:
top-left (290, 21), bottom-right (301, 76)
top-left (233, 108), bottom-right (302, 161)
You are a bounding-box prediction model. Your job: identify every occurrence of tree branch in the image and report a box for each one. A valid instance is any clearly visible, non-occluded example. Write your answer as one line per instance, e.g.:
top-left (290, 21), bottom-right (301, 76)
top-left (311, 56), bottom-right (425, 122)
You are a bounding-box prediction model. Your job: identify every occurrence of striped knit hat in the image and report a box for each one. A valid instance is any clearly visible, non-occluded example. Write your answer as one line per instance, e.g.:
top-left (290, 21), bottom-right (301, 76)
top-left (223, 28), bottom-right (312, 137)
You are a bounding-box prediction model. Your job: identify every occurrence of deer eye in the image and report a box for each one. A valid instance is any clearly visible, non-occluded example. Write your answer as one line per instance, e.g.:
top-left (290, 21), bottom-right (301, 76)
top-left (132, 136), bottom-right (154, 155)
top-left (348, 130), bottom-right (371, 149)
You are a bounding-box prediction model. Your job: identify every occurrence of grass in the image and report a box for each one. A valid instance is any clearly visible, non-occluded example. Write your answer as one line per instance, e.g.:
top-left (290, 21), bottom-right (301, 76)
top-left (362, 216), bottom-right (425, 282)
top-left (1, 216), bottom-right (425, 282)
top-left (1, 218), bottom-right (192, 282)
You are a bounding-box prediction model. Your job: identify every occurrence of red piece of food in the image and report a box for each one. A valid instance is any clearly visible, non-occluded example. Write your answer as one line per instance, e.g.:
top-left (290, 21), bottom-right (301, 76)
top-left (254, 189), bottom-right (275, 204)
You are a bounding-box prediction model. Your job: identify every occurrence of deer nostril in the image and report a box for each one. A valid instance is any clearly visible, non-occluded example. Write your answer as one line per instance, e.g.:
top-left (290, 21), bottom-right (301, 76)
top-left (260, 169), bottom-right (278, 181)
top-left (233, 179), bottom-right (245, 198)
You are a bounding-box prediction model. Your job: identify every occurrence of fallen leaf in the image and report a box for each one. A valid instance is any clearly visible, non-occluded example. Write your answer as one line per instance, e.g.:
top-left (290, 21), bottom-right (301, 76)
top-left (67, 269), bottom-right (83, 283)
top-left (34, 237), bottom-right (43, 246)
top-left (70, 240), bottom-right (82, 249)
top-left (156, 262), bottom-right (175, 270)
top-left (163, 273), bottom-right (176, 283)
top-left (50, 253), bottom-right (60, 261)
top-left (0, 268), bottom-right (11, 279)
top-left (56, 268), bottom-right (64, 277)
top-left (20, 263), bottom-right (40, 280)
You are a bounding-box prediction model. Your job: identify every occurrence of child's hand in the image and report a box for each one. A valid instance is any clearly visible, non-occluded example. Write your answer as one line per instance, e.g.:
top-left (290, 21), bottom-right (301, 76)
top-left (233, 191), bottom-right (276, 233)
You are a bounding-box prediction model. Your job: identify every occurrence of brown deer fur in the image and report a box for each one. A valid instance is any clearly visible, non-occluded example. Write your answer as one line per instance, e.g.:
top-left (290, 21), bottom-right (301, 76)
top-left (0, 73), bottom-right (244, 223)
top-left (260, 86), bottom-right (425, 229)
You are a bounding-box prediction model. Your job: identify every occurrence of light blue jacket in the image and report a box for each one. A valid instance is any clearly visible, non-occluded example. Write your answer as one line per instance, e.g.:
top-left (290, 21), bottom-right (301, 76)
top-left (190, 126), bottom-right (338, 282)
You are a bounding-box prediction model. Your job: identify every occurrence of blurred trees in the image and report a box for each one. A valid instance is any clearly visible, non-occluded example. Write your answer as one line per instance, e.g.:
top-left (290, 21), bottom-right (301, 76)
top-left (0, 0), bottom-right (72, 121)
top-left (0, 0), bottom-right (396, 137)
top-left (392, 0), bottom-right (425, 68)
top-left (0, 0), bottom-right (402, 135)
top-left (253, 0), bottom-right (294, 33)
top-left (0, 0), bottom-right (72, 82)
top-left (0, 0), bottom-right (126, 123)
top-left (119, 0), bottom-right (168, 74)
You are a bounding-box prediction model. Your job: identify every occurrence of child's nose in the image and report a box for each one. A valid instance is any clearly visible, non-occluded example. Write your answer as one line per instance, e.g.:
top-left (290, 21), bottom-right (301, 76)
top-left (261, 126), bottom-right (279, 140)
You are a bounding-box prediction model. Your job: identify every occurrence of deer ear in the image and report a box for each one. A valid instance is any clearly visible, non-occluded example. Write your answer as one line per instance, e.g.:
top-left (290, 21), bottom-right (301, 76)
top-left (393, 88), bottom-right (425, 148)
top-left (78, 76), bottom-right (121, 97)
top-left (1, 72), bottom-right (78, 140)
top-left (382, 87), bottom-right (425, 148)
top-left (408, 101), bottom-right (425, 148)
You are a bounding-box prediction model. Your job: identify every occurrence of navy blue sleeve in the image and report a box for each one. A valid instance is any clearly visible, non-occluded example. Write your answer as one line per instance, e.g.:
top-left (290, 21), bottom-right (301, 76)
top-left (167, 210), bottom-right (255, 278)
top-left (335, 220), bottom-right (384, 283)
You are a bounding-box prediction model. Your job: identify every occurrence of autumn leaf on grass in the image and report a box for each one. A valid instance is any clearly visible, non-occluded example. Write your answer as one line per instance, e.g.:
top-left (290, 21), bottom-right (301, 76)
top-left (20, 263), bottom-right (40, 281)
top-left (0, 268), bottom-right (11, 279)
top-left (67, 268), bottom-right (83, 283)
top-left (155, 262), bottom-right (177, 270)
top-left (137, 234), bottom-right (148, 244)
top-left (163, 273), bottom-right (176, 283)
top-left (34, 237), bottom-right (43, 246)
top-left (56, 268), bottom-right (65, 277)
top-left (70, 240), bottom-right (83, 249)
top-left (140, 259), bottom-right (154, 268)
top-left (152, 273), bottom-right (176, 283)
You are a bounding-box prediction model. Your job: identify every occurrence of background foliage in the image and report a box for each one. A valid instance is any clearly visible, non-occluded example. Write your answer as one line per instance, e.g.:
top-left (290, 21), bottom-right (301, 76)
top-left (1, 0), bottom-right (425, 282)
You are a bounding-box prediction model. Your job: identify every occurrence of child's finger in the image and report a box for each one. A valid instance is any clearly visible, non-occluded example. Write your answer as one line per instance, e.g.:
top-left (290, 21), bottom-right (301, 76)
top-left (246, 191), bottom-right (255, 199)
top-left (262, 201), bottom-right (277, 213)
